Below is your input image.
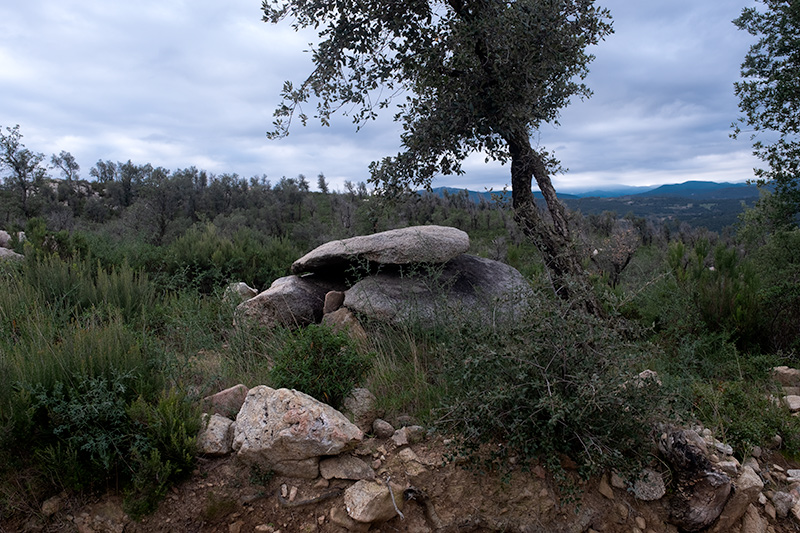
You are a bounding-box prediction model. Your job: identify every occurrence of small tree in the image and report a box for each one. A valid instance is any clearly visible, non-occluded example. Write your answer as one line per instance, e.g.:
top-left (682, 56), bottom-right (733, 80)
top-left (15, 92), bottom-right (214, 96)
top-left (0, 125), bottom-right (49, 218)
top-left (263, 0), bottom-right (612, 307)
top-left (733, 0), bottom-right (800, 226)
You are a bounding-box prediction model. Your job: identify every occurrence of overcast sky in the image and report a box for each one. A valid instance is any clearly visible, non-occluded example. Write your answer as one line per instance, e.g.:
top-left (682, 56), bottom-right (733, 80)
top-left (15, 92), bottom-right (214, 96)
top-left (0, 0), bottom-right (761, 193)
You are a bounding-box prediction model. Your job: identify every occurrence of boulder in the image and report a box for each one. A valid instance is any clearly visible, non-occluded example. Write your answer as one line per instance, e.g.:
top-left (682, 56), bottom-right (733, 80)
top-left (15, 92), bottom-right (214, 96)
top-left (292, 225), bottom-right (470, 275)
top-left (232, 386), bottom-right (363, 476)
top-left (372, 419), bottom-right (395, 439)
top-left (632, 468), bottom-right (666, 501)
top-left (344, 479), bottom-right (405, 524)
top-left (197, 414), bottom-right (235, 456)
top-left (344, 254), bottom-right (533, 326)
top-left (323, 291), bottom-right (346, 314)
top-left (773, 366), bottom-right (800, 386)
top-left (202, 384), bottom-right (249, 418)
top-left (740, 504), bottom-right (767, 533)
top-left (659, 428), bottom-right (732, 532)
top-left (0, 247), bottom-right (24, 261)
top-left (0, 230), bottom-right (10, 249)
top-left (235, 275), bottom-right (327, 329)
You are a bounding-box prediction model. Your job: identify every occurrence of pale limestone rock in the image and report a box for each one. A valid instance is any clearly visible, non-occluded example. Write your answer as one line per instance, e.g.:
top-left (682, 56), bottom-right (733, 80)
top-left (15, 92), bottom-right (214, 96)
top-left (319, 455), bottom-right (375, 481)
top-left (0, 230), bottom-right (10, 249)
top-left (712, 466), bottom-right (764, 532)
top-left (202, 384), bottom-right (249, 418)
top-left (292, 225), bottom-right (470, 274)
top-left (233, 386), bottom-right (363, 476)
top-left (344, 479), bottom-right (405, 524)
top-left (236, 275), bottom-right (327, 329)
top-left (198, 414), bottom-right (235, 456)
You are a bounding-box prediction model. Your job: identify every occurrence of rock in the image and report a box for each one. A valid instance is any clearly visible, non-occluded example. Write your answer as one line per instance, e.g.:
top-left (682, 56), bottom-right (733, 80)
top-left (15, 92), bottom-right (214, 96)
top-left (232, 386), bottom-right (363, 476)
top-left (0, 247), bottom-right (24, 261)
top-left (610, 471), bottom-right (627, 489)
top-left (320, 455), bottom-right (375, 481)
top-left (202, 384), bottom-right (249, 418)
top-left (224, 282), bottom-right (258, 303)
top-left (0, 230), bottom-right (10, 249)
top-left (323, 291), bottom-right (345, 314)
top-left (773, 366), bottom-right (800, 386)
top-left (344, 254), bottom-right (533, 327)
top-left (788, 469), bottom-right (800, 482)
top-left (342, 388), bottom-right (380, 434)
top-left (784, 386), bottom-right (800, 396)
top-left (198, 414), bottom-right (235, 456)
top-left (391, 425), bottom-right (426, 446)
top-left (659, 428), bottom-right (732, 531)
top-left (272, 458), bottom-right (321, 479)
top-left (292, 225), bottom-right (470, 275)
top-left (344, 479), bottom-right (405, 523)
top-left (396, 447), bottom-right (427, 477)
top-left (712, 439), bottom-right (734, 456)
top-left (772, 491), bottom-right (794, 518)
top-left (321, 307), bottom-right (368, 344)
top-left (330, 505), bottom-right (371, 532)
top-left (783, 395), bottom-right (800, 412)
top-left (598, 474), bottom-right (615, 500)
top-left (372, 419), bottom-right (395, 439)
top-left (711, 466), bottom-right (764, 532)
top-left (235, 275), bottom-right (327, 329)
top-left (42, 493), bottom-right (66, 516)
top-left (633, 468), bottom-right (666, 501)
top-left (717, 460), bottom-right (740, 477)
top-left (740, 504), bottom-right (767, 533)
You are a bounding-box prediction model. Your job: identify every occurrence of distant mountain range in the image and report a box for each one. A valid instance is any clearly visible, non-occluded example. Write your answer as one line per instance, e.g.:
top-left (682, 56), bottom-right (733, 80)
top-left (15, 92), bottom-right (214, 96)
top-left (425, 181), bottom-right (762, 232)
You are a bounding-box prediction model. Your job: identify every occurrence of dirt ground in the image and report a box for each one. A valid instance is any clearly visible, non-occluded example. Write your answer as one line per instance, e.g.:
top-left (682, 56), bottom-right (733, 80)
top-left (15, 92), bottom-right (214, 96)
top-left (7, 434), bottom-right (800, 533)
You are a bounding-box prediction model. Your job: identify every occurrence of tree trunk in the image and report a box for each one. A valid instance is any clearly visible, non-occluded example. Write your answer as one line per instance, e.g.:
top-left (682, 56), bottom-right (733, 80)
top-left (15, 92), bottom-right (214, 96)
top-left (506, 129), bottom-right (603, 314)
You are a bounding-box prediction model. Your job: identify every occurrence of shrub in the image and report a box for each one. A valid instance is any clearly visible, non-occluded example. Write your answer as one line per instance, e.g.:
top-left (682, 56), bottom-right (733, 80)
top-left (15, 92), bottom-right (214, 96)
top-left (269, 325), bottom-right (372, 409)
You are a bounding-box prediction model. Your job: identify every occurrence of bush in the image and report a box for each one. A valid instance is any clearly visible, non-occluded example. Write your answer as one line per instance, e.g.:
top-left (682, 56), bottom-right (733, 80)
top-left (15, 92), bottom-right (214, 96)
top-left (269, 325), bottom-right (372, 409)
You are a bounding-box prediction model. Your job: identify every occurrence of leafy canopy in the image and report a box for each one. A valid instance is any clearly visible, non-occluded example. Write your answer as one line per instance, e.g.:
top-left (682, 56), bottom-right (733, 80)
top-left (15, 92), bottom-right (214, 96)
top-left (733, 0), bottom-right (800, 222)
top-left (263, 0), bottom-right (612, 192)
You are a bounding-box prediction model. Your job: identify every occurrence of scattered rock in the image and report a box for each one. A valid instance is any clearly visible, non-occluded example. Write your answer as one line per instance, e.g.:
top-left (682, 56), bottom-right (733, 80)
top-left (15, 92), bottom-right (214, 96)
top-left (372, 419), bottom-right (395, 439)
top-left (291, 225), bottom-right (470, 275)
top-left (0, 247), bottom-right (24, 261)
top-left (711, 465), bottom-right (764, 532)
top-left (198, 414), bottom-right (235, 456)
top-left (203, 384), bottom-right (249, 418)
top-left (783, 395), bottom-right (800, 412)
top-left (342, 388), bottom-right (380, 434)
top-left (224, 282), bottom-right (258, 303)
top-left (330, 505), bottom-right (370, 532)
top-left (321, 307), bottom-right (369, 344)
top-left (391, 425), bottom-right (426, 446)
top-left (773, 366), bottom-right (800, 386)
top-left (633, 468), bottom-right (666, 502)
top-left (41, 493), bottom-right (66, 516)
top-left (740, 504), bottom-right (767, 533)
top-left (598, 474), bottom-right (615, 500)
top-left (344, 479), bottom-right (405, 524)
top-left (235, 275), bottom-right (327, 329)
top-left (772, 491), bottom-right (794, 518)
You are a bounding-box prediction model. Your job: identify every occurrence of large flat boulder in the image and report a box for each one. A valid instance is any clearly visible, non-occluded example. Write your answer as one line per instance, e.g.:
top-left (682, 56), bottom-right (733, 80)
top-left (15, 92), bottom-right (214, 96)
top-left (291, 225), bottom-right (469, 275)
top-left (235, 275), bottom-right (327, 329)
top-left (343, 254), bottom-right (532, 326)
top-left (232, 386), bottom-right (363, 477)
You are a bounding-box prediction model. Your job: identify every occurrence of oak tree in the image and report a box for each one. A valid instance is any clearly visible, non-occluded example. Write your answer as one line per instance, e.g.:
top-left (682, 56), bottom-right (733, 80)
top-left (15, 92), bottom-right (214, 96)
top-left (263, 0), bottom-right (612, 300)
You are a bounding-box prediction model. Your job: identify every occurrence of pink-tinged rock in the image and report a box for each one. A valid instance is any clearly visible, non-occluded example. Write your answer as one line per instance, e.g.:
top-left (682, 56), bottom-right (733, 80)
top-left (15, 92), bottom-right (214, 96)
top-left (344, 479), bottom-right (405, 524)
top-left (232, 386), bottom-right (363, 469)
top-left (235, 275), bottom-right (327, 329)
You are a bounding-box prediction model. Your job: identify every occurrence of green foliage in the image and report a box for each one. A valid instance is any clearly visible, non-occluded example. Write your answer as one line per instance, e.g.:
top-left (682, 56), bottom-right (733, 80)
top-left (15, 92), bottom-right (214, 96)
top-left (269, 324), bottom-right (372, 409)
top-left (435, 299), bottom-right (669, 477)
top-left (733, 0), bottom-right (800, 223)
top-left (693, 380), bottom-right (800, 459)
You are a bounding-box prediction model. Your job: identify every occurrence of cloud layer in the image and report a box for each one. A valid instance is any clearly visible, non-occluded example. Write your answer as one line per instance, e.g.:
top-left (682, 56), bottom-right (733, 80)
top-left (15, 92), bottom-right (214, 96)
top-left (0, 0), bottom-right (761, 192)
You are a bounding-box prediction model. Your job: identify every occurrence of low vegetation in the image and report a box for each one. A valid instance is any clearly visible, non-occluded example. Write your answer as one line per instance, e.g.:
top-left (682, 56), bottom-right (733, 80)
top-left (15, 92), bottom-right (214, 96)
top-left (0, 167), bottom-right (799, 524)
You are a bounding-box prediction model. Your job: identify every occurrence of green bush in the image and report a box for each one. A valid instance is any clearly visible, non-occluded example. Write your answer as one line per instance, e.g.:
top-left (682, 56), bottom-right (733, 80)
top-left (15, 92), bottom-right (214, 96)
top-left (269, 325), bottom-right (372, 409)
